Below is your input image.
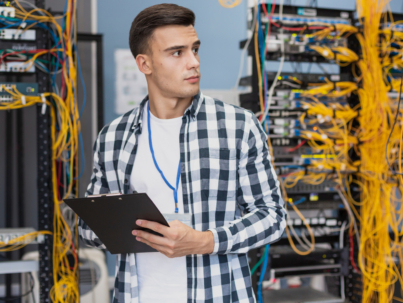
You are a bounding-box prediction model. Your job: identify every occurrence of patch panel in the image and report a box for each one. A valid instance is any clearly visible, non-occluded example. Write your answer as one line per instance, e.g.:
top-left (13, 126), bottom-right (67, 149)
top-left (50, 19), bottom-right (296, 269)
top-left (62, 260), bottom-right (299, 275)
top-left (0, 82), bottom-right (38, 102)
top-left (266, 33), bottom-right (347, 54)
top-left (0, 28), bottom-right (36, 40)
top-left (266, 98), bottom-right (341, 109)
top-left (0, 228), bottom-right (45, 245)
top-left (271, 137), bottom-right (299, 146)
top-left (266, 99), bottom-right (302, 110)
top-left (272, 145), bottom-right (311, 157)
top-left (274, 160), bottom-right (308, 167)
top-left (268, 95), bottom-right (348, 109)
top-left (268, 128), bottom-right (299, 138)
top-left (270, 118), bottom-right (299, 128)
top-left (0, 82), bottom-right (38, 95)
top-left (0, 6), bottom-right (15, 18)
top-left (267, 72), bottom-right (349, 83)
top-left (286, 199), bottom-right (343, 210)
top-left (0, 61), bottom-right (35, 73)
top-left (268, 110), bottom-right (301, 118)
top-left (286, 217), bottom-right (340, 227)
top-left (381, 23), bottom-right (403, 31)
top-left (263, 13), bottom-right (351, 26)
top-left (285, 181), bottom-right (338, 194)
top-left (268, 124), bottom-right (334, 139)
top-left (1, 40), bottom-right (37, 51)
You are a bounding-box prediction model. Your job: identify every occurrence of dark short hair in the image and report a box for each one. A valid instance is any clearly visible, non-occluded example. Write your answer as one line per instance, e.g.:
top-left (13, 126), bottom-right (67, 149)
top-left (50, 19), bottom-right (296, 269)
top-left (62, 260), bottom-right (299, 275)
top-left (129, 4), bottom-right (196, 58)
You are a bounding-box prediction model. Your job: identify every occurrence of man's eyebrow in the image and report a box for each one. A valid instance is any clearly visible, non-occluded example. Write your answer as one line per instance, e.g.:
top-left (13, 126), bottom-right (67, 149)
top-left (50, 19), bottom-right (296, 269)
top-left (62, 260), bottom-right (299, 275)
top-left (163, 40), bottom-right (201, 52)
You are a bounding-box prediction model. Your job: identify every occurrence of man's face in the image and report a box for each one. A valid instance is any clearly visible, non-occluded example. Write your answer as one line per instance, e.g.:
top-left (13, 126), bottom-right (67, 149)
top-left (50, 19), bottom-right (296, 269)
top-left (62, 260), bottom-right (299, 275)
top-left (146, 25), bottom-right (201, 98)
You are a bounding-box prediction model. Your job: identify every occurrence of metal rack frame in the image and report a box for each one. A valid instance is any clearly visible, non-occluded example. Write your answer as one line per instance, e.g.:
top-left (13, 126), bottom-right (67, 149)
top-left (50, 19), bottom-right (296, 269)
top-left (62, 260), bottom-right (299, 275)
top-left (35, 1), bottom-right (53, 301)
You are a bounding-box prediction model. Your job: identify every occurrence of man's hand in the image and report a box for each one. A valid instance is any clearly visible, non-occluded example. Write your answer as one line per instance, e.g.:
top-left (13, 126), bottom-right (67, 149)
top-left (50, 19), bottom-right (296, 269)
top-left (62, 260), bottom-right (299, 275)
top-left (132, 219), bottom-right (214, 258)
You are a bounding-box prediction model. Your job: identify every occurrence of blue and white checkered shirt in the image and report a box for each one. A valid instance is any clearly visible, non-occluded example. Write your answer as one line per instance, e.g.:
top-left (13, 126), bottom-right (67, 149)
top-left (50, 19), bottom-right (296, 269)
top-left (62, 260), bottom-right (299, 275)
top-left (78, 92), bottom-right (287, 303)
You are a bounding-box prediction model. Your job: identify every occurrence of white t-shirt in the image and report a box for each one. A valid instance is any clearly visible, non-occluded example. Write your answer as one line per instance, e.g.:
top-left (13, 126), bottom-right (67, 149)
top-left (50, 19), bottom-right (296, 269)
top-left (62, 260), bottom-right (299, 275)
top-left (130, 102), bottom-right (187, 303)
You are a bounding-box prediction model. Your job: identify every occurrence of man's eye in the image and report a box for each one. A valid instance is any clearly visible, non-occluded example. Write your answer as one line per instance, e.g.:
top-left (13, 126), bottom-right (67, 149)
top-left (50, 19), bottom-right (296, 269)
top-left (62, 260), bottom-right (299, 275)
top-left (193, 48), bottom-right (199, 54)
top-left (173, 51), bottom-right (181, 57)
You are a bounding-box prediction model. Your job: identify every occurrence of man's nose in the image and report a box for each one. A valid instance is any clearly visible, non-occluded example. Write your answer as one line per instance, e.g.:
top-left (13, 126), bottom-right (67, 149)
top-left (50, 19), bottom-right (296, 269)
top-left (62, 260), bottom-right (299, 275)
top-left (186, 51), bottom-right (200, 70)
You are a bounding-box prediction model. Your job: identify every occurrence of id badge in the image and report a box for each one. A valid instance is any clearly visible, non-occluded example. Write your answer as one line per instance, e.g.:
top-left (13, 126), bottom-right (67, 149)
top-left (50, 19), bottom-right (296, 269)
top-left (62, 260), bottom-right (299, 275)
top-left (162, 213), bottom-right (192, 228)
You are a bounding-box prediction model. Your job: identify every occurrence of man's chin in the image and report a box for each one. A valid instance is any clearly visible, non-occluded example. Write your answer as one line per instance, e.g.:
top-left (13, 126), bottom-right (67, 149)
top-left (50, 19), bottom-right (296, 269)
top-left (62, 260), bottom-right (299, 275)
top-left (179, 86), bottom-right (200, 98)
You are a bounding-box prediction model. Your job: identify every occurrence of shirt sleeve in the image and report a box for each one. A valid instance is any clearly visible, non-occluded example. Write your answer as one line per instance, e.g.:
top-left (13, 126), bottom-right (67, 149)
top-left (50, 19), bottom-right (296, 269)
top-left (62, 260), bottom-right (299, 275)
top-left (208, 113), bottom-right (287, 255)
top-left (78, 132), bottom-right (108, 249)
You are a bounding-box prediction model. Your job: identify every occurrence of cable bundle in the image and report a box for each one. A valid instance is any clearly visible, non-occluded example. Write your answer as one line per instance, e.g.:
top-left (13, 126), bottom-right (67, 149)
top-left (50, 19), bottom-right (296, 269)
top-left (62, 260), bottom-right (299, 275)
top-left (312, 24), bottom-right (358, 39)
top-left (351, 0), bottom-right (403, 301)
top-left (310, 45), bottom-right (359, 65)
top-left (293, 0), bottom-right (403, 301)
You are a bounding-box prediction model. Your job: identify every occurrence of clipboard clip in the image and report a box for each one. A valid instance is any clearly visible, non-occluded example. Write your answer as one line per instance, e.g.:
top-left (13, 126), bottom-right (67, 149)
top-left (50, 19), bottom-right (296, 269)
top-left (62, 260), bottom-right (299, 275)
top-left (87, 193), bottom-right (122, 198)
top-left (87, 190), bottom-right (137, 199)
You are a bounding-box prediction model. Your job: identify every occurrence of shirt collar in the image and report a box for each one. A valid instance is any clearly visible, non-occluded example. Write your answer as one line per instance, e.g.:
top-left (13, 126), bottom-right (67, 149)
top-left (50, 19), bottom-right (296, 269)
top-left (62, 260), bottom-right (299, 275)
top-left (131, 91), bottom-right (204, 131)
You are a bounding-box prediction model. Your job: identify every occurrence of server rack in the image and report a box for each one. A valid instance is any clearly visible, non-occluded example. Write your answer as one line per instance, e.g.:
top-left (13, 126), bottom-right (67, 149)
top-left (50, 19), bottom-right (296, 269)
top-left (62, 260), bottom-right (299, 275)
top-left (240, 4), bottom-right (357, 302)
top-left (0, 1), bottom-right (104, 301)
top-left (0, 0), bottom-right (54, 301)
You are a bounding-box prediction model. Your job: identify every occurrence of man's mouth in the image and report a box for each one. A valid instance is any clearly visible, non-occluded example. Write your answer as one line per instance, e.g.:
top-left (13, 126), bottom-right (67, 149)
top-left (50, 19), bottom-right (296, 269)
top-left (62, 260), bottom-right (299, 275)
top-left (185, 75), bottom-right (200, 83)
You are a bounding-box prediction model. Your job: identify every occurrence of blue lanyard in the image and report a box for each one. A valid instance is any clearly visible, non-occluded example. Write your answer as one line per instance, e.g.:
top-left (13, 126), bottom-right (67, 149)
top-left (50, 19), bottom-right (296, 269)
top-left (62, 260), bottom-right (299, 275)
top-left (147, 103), bottom-right (181, 214)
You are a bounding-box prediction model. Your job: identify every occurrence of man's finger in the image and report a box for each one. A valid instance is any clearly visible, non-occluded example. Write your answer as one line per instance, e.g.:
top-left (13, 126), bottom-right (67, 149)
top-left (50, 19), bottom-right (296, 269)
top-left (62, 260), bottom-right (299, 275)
top-left (132, 230), bottom-right (170, 246)
top-left (136, 219), bottom-right (170, 235)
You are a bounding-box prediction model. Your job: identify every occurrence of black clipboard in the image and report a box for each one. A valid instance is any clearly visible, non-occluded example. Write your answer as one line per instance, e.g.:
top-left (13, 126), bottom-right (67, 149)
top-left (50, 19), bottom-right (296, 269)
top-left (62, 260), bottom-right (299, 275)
top-left (64, 193), bottom-right (169, 254)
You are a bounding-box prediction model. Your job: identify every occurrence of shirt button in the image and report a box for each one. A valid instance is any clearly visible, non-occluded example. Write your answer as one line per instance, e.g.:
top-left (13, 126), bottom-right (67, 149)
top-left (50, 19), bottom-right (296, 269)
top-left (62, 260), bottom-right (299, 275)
top-left (124, 179), bottom-right (128, 184)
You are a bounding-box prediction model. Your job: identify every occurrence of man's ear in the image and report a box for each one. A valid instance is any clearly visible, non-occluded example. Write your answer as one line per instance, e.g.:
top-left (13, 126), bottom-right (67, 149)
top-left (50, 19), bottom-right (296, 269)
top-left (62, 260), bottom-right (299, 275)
top-left (136, 54), bottom-right (152, 75)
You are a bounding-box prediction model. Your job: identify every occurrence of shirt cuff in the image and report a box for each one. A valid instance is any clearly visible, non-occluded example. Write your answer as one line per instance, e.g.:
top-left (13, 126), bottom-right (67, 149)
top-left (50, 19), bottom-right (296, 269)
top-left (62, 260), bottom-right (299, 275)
top-left (207, 226), bottom-right (233, 255)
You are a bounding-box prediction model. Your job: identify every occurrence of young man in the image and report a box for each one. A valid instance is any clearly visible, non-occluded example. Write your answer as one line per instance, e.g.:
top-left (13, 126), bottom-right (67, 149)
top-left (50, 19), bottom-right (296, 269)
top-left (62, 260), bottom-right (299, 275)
top-left (79, 3), bottom-right (286, 303)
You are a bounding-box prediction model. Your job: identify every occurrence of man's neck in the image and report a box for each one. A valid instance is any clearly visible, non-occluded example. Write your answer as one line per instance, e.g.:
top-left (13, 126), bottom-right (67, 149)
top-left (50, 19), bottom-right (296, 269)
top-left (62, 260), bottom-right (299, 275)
top-left (148, 92), bottom-right (193, 119)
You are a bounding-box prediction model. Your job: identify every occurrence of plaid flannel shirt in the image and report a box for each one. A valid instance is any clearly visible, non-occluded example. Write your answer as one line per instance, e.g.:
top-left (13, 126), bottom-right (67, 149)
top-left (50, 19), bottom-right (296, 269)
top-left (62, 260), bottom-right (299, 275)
top-left (78, 92), bottom-right (287, 303)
